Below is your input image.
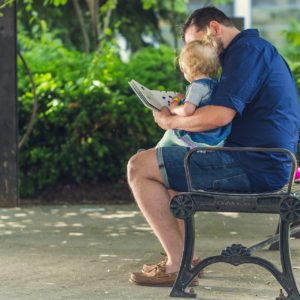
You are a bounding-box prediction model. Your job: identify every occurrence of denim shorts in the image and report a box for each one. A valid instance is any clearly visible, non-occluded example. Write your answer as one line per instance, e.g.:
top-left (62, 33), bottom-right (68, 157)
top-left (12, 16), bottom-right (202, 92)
top-left (156, 146), bottom-right (253, 193)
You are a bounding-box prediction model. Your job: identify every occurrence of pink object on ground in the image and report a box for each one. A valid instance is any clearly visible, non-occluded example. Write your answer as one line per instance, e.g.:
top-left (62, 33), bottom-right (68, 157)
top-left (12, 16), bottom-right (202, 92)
top-left (295, 166), bottom-right (300, 182)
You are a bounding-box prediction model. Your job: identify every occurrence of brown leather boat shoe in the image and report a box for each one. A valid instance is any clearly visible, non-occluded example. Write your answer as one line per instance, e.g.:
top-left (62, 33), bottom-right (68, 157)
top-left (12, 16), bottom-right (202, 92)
top-left (130, 265), bottom-right (199, 287)
top-left (142, 255), bottom-right (167, 273)
top-left (143, 256), bottom-right (204, 278)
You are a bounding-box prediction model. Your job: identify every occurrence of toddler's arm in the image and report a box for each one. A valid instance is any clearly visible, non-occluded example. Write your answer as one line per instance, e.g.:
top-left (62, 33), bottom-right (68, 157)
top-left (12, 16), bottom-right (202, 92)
top-left (170, 100), bottom-right (197, 117)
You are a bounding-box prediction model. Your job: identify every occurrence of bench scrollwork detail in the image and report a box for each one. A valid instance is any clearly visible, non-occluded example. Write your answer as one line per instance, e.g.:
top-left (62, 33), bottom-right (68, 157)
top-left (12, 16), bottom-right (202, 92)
top-left (221, 244), bottom-right (251, 258)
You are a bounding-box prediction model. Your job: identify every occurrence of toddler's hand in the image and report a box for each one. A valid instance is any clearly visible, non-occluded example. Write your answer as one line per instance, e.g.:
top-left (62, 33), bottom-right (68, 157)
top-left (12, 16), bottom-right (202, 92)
top-left (169, 100), bottom-right (179, 114)
top-left (173, 93), bottom-right (185, 100)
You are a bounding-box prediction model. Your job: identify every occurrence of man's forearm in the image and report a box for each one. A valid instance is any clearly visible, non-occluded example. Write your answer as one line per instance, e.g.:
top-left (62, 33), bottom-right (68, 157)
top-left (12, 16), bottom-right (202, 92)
top-left (166, 105), bottom-right (236, 132)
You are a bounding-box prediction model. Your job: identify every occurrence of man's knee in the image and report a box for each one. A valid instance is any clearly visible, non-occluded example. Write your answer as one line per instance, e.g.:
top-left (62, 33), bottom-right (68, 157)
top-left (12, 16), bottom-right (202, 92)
top-left (127, 152), bottom-right (143, 185)
top-left (127, 148), bottom-right (160, 186)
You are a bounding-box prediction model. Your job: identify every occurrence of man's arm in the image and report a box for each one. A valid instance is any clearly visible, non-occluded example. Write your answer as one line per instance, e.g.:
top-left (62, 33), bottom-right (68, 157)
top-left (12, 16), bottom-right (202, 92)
top-left (153, 105), bottom-right (236, 131)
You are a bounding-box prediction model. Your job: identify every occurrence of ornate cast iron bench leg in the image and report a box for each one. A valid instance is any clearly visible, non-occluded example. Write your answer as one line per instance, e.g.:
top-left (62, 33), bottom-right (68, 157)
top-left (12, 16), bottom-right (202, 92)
top-left (169, 147), bottom-right (300, 299)
top-left (277, 196), bottom-right (300, 300)
top-left (169, 193), bottom-right (199, 298)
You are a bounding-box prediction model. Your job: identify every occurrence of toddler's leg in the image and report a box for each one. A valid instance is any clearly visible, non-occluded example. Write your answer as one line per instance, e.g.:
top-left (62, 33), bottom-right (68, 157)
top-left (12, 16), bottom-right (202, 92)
top-left (157, 130), bottom-right (188, 148)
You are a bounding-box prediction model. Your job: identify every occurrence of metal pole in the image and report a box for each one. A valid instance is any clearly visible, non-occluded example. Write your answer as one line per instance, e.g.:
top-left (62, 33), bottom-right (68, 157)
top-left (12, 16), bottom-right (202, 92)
top-left (0, 1), bottom-right (18, 207)
top-left (234, 0), bottom-right (252, 29)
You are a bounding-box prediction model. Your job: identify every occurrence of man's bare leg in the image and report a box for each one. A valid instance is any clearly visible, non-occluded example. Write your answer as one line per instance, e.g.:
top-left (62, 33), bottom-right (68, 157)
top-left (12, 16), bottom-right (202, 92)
top-left (168, 190), bottom-right (199, 262)
top-left (127, 148), bottom-right (184, 273)
top-left (168, 190), bottom-right (185, 240)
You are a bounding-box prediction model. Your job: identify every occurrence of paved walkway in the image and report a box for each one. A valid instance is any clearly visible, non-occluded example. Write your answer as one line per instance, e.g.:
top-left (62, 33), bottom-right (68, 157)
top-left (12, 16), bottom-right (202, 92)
top-left (0, 204), bottom-right (299, 300)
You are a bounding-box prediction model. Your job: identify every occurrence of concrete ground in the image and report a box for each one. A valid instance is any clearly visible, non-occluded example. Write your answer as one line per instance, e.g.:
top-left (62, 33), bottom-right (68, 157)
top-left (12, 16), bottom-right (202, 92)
top-left (0, 204), bottom-right (299, 300)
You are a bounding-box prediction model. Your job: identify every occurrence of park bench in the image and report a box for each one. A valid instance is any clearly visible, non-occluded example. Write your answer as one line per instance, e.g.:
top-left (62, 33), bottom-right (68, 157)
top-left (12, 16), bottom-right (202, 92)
top-left (169, 147), bottom-right (300, 300)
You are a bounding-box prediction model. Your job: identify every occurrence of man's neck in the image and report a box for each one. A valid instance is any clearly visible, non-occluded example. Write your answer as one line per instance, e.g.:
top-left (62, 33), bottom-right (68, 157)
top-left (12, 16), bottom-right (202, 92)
top-left (222, 27), bottom-right (241, 49)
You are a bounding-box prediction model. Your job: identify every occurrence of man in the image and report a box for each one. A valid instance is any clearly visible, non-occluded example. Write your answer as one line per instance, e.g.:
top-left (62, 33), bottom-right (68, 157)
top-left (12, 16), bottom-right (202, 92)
top-left (127, 6), bottom-right (300, 286)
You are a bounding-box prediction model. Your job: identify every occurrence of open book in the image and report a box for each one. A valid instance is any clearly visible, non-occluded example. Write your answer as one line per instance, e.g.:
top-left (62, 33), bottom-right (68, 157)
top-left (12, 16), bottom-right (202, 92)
top-left (129, 80), bottom-right (178, 111)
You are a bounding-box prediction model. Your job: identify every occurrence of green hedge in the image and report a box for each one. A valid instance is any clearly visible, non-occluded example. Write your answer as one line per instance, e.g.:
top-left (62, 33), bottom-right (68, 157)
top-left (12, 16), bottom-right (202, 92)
top-left (18, 39), bottom-right (183, 196)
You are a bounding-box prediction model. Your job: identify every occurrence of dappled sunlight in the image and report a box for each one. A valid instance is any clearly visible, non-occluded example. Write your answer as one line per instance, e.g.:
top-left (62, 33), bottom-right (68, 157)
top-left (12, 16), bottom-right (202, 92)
top-left (71, 223), bottom-right (83, 227)
top-left (121, 258), bottom-right (142, 261)
top-left (1, 230), bottom-right (13, 235)
top-left (100, 254), bottom-right (117, 258)
top-left (88, 242), bottom-right (101, 246)
top-left (107, 233), bottom-right (120, 237)
top-left (54, 222), bottom-right (68, 227)
top-left (0, 205), bottom-right (152, 255)
top-left (102, 218), bottom-right (153, 238)
top-left (14, 213), bottom-right (28, 218)
top-left (79, 208), bottom-right (106, 213)
top-left (92, 210), bottom-right (139, 219)
top-left (0, 206), bottom-right (283, 250)
top-left (217, 212), bottom-right (240, 219)
top-left (132, 225), bottom-right (152, 231)
top-left (86, 212), bottom-right (102, 218)
top-left (5, 222), bottom-right (27, 229)
top-left (68, 232), bottom-right (84, 236)
top-left (62, 212), bottom-right (78, 218)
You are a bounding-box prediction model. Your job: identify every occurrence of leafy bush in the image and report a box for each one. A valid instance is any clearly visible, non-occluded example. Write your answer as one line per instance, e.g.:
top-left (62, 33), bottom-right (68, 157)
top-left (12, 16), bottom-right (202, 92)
top-left (282, 20), bottom-right (300, 93)
top-left (18, 35), bottom-right (182, 196)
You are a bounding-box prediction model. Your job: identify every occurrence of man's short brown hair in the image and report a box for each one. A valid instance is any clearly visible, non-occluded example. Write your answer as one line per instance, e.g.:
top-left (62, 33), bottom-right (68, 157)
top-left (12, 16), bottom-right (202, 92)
top-left (182, 6), bottom-right (234, 42)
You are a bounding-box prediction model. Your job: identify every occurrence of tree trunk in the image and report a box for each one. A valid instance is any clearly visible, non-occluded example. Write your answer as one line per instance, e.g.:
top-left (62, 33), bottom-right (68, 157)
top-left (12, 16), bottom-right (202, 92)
top-left (170, 0), bottom-right (178, 50)
top-left (85, 0), bottom-right (100, 49)
top-left (72, 0), bottom-right (90, 53)
top-left (18, 51), bottom-right (38, 150)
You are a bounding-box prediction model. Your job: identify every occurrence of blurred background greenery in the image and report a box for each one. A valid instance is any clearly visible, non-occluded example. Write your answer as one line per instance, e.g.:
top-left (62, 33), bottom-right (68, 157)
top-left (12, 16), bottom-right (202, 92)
top-left (7, 0), bottom-right (300, 197)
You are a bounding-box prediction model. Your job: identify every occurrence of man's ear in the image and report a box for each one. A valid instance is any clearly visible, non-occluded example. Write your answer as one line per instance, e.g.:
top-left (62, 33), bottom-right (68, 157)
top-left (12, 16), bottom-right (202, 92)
top-left (208, 21), bottom-right (222, 36)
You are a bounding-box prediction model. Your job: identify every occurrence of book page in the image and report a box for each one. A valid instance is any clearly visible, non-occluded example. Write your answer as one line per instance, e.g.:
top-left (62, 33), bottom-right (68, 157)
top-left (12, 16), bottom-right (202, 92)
top-left (128, 81), bottom-right (157, 110)
top-left (129, 80), bottom-right (177, 111)
top-left (150, 90), bottom-right (177, 109)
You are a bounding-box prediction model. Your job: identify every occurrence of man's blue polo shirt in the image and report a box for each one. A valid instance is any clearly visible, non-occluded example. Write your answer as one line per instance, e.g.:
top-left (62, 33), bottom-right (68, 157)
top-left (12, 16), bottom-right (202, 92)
top-left (210, 29), bottom-right (300, 191)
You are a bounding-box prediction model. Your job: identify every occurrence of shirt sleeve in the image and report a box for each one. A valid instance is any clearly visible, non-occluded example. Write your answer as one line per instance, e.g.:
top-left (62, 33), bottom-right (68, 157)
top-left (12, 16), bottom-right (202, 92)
top-left (211, 43), bottom-right (270, 116)
top-left (185, 82), bottom-right (210, 106)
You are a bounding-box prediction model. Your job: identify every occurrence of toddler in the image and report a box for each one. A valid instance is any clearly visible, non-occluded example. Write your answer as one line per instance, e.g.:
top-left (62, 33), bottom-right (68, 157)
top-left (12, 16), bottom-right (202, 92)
top-left (157, 39), bottom-right (231, 148)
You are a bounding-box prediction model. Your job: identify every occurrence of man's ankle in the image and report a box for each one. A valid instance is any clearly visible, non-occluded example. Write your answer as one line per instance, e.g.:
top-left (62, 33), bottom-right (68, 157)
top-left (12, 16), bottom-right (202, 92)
top-left (165, 260), bottom-right (181, 274)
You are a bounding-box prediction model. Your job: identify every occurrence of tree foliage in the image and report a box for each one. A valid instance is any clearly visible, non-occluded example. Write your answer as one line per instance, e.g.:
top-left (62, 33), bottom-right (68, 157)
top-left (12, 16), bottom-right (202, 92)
top-left (17, 0), bottom-right (185, 52)
top-left (18, 26), bottom-right (181, 195)
top-left (282, 20), bottom-right (300, 93)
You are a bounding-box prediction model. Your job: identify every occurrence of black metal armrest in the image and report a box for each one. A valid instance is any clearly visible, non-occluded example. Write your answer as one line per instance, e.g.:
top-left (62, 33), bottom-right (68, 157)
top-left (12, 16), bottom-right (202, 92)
top-left (184, 146), bottom-right (297, 195)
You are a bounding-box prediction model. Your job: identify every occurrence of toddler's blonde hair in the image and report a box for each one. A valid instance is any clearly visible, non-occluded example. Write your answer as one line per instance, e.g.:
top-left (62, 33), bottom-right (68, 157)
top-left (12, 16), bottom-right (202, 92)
top-left (178, 38), bottom-right (220, 80)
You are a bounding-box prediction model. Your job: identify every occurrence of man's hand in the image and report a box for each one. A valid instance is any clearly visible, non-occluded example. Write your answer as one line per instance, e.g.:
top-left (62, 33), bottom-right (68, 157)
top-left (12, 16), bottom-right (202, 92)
top-left (153, 107), bottom-right (172, 130)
